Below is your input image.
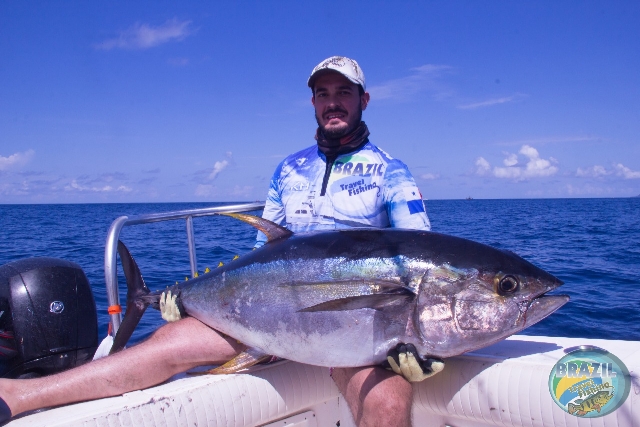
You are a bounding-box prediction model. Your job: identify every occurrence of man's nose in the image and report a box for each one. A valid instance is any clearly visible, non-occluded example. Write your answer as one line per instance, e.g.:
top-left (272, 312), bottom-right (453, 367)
top-left (325, 94), bottom-right (340, 107)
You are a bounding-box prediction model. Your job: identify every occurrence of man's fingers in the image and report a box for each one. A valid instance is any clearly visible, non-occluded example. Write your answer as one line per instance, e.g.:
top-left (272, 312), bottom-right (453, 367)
top-left (169, 293), bottom-right (179, 318)
top-left (424, 358), bottom-right (445, 377)
top-left (160, 290), bottom-right (182, 322)
top-left (386, 355), bottom-right (402, 375)
top-left (398, 352), bottom-right (423, 380)
top-left (160, 291), bottom-right (167, 310)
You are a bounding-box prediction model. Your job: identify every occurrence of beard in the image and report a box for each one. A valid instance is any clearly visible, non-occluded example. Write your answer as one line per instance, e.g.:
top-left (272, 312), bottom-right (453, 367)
top-left (315, 103), bottom-right (363, 140)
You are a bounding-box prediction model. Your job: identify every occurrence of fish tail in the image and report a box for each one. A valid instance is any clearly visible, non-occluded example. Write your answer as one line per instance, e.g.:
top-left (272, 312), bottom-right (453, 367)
top-left (109, 240), bottom-right (153, 355)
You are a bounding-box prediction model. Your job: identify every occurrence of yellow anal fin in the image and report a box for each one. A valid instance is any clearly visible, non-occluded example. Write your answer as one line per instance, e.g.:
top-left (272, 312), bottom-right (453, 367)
top-left (189, 347), bottom-right (272, 376)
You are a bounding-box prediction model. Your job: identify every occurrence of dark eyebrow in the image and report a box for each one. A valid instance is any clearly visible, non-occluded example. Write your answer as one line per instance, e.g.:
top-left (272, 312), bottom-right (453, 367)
top-left (315, 85), bottom-right (354, 92)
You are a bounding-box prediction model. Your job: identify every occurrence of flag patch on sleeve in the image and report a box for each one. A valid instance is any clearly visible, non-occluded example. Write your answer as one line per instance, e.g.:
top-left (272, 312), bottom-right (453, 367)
top-left (403, 187), bottom-right (425, 214)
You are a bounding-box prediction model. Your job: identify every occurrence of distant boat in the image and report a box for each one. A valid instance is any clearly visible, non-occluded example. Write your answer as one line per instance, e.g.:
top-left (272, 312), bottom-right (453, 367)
top-left (465, 196), bottom-right (473, 200)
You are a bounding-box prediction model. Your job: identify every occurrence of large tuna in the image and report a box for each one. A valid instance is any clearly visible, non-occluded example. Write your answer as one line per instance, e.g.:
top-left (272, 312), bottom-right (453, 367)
top-left (111, 213), bottom-right (568, 371)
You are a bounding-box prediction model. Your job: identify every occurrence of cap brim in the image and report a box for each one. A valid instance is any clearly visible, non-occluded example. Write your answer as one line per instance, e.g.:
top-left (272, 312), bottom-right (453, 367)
top-left (308, 68), bottom-right (363, 89)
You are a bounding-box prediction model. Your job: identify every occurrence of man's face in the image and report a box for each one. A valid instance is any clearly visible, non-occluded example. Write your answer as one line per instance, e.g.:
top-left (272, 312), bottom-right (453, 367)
top-left (312, 72), bottom-right (370, 139)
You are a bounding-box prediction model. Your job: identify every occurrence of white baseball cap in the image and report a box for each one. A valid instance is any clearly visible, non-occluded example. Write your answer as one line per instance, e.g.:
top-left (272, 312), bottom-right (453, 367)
top-left (307, 56), bottom-right (366, 91)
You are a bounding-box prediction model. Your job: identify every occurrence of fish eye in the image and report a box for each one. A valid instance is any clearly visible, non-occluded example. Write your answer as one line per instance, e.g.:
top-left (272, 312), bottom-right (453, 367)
top-left (498, 275), bottom-right (519, 295)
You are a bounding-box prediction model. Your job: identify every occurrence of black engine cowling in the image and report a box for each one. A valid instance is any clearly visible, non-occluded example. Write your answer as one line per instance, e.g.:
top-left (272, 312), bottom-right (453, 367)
top-left (0, 258), bottom-right (98, 378)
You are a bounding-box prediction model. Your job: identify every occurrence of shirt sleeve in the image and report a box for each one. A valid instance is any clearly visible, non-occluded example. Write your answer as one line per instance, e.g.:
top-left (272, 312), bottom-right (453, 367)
top-left (382, 159), bottom-right (431, 231)
top-left (255, 163), bottom-right (287, 248)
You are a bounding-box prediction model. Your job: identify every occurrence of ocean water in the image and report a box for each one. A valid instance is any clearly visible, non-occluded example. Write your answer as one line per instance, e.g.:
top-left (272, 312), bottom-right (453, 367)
top-left (0, 199), bottom-right (639, 346)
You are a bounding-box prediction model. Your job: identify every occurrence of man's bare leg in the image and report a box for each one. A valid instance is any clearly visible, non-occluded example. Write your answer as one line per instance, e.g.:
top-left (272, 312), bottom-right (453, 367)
top-left (332, 367), bottom-right (413, 427)
top-left (0, 317), bottom-right (244, 417)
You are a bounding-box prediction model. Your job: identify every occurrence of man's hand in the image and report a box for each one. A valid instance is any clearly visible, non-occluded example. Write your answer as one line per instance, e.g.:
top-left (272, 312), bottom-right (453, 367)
top-left (160, 290), bottom-right (182, 322)
top-left (385, 343), bottom-right (444, 382)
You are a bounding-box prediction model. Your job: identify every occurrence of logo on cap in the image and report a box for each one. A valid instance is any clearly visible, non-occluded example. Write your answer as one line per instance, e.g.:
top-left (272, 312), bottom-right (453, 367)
top-left (308, 56), bottom-right (366, 90)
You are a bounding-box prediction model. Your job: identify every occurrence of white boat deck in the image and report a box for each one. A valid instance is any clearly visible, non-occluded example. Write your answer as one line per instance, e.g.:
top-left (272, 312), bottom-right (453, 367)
top-left (8, 335), bottom-right (639, 427)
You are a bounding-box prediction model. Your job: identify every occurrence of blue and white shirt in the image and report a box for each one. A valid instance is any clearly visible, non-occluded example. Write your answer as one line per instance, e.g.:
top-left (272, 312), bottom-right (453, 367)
top-left (256, 141), bottom-right (430, 246)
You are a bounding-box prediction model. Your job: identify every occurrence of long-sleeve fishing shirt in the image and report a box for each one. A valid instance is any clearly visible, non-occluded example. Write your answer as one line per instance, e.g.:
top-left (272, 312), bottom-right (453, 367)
top-left (255, 141), bottom-right (430, 247)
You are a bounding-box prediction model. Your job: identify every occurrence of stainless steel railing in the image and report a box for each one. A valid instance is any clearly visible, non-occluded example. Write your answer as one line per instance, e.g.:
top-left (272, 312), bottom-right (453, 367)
top-left (104, 202), bottom-right (265, 336)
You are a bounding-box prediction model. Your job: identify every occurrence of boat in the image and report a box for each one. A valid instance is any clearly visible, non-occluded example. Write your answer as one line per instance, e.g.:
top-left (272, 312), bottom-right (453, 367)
top-left (6, 203), bottom-right (639, 426)
top-left (9, 335), bottom-right (638, 426)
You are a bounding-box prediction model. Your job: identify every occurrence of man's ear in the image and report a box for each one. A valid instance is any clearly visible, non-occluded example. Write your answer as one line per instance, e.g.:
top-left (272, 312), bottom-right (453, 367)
top-left (361, 92), bottom-right (370, 111)
top-left (311, 94), bottom-right (315, 107)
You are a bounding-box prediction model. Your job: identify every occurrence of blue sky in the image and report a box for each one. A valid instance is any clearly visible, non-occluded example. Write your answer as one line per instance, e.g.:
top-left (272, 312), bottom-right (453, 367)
top-left (1, 1), bottom-right (639, 203)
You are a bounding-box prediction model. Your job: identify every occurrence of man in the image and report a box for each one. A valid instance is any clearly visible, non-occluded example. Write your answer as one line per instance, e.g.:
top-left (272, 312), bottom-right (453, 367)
top-left (260, 55), bottom-right (442, 425)
top-left (0, 56), bottom-right (440, 426)
top-left (254, 56), bottom-right (435, 426)
top-left (256, 56), bottom-right (430, 242)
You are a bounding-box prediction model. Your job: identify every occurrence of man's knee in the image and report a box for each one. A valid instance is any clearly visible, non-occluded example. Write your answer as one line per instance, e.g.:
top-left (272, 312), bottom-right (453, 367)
top-left (142, 317), bottom-right (243, 367)
top-left (333, 366), bottom-right (413, 426)
top-left (361, 368), bottom-right (413, 412)
top-left (147, 317), bottom-right (208, 345)
top-left (148, 317), bottom-right (188, 340)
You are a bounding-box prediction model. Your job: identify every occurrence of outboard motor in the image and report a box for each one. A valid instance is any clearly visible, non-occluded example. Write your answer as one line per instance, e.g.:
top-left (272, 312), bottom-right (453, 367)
top-left (0, 258), bottom-right (98, 378)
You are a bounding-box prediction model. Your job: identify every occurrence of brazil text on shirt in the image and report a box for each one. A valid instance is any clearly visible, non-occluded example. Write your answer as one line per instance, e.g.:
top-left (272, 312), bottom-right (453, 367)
top-left (333, 162), bottom-right (385, 176)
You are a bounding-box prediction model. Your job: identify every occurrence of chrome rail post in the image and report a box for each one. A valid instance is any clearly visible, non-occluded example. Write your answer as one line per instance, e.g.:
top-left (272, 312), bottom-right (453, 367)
top-left (186, 216), bottom-right (197, 278)
top-left (104, 215), bottom-right (130, 335)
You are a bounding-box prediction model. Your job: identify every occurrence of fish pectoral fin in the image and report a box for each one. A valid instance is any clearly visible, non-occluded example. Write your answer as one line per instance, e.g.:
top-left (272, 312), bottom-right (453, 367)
top-left (217, 213), bottom-right (292, 242)
top-left (299, 289), bottom-right (414, 312)
top-left (188, 347), bottom-right (273, 376)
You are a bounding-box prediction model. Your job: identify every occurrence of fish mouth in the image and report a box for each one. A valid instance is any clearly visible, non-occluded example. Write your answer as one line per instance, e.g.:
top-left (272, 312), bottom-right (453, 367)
top-left (517, 273), bottom-right (566, 328)
top-left (520, 294), bottom-right (570, 328)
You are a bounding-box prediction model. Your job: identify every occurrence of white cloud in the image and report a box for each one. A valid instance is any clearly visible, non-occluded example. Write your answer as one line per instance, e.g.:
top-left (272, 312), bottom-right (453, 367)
top-left (503, 153), bottom-right (518, 167)
top-left (0, 149), bottom-right (35, 170)
top-left (475, 157), bottom-right (491, 175)
top-left (576, 165), bottom-right (609, 178)
top-left (367, 64), bottom-right (453, 101)
top-left (65, 179), bottom-right (132, 193)
top-left (207, 152), bottom-right (232, 180)
top-left (476, 145), bottom-right (558, 181)
top-left (457, 94), bottom-right (526, 110)
top-left (96, 19), bottom-right (192, 50)
top-left (614, 163), bottom-right (640, 179)
top-left (497, 135), bottom-right (600, 146)
top-left (209, 160), bottom-right (228, 180)
top-left (574, 163), bottom-right (640, 179)
top-left (419, 173), bottom-right (440, 180)
top-left (230, 185), bottom-right (254, 197)
top-left (195, 184), bottom-right (215, 197)
top-left (565, 184), bottom-right (616, 196)
top-left (194, 184), bottom-right (254, 199)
